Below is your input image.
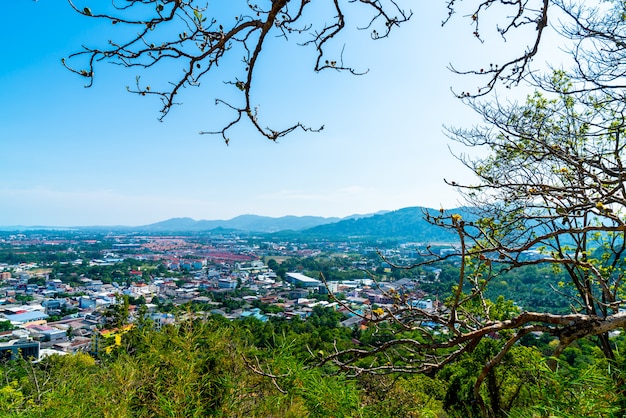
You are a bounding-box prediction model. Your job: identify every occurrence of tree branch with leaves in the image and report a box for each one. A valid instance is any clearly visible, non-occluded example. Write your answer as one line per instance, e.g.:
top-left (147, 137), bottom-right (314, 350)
top-left (318, 71), bottom-right (626, 416)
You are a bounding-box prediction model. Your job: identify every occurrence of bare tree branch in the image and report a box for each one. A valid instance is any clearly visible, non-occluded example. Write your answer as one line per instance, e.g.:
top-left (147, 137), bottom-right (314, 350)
top-left (64, 0), bottom-right (411, 143)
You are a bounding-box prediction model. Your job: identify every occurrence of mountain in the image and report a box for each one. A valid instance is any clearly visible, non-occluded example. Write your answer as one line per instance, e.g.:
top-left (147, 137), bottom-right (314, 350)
top-left (141, 214), bottom-right (344, 233)
top-left (297, 207), bottom-right (470, 242)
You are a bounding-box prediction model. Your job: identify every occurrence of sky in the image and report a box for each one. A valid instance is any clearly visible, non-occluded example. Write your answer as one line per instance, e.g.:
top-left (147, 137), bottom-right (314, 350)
top-left (0, 1), bottom-right (558, 226)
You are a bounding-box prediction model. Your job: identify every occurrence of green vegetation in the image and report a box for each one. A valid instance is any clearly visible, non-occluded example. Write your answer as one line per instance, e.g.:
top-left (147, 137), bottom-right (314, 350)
top-left (0, 311), bottom-right (623, 417)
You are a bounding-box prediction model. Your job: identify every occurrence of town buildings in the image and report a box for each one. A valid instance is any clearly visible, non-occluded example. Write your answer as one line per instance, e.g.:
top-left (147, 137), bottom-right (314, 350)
top-left (0, 231), bottom-right (438, 361)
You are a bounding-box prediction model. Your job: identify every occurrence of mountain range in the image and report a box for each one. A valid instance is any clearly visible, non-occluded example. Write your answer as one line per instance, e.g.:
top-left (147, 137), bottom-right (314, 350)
top-left (142, 214), bottom-right (345, 233)
top-left (1, 207), bottom-right (470, 242)
top-left (139, 207), bottom-right (466, 242)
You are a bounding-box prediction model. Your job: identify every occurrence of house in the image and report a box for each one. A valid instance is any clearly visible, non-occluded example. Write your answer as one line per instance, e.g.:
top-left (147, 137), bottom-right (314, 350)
top-left (148, 313), bottom-right (175, 330)
top-left (411, 299), bottom-right (433, 310)
top-left (25, 324), bottom-right (66, 343)
top-left (128, 282), bottom-right (157, 298)
top-left (53, 337), bottom-right (91, 354)
top-left (340, 315), bottom-right (365, 328)
top-left (45, 279), bottom-right (64, 291)
top-left (79, 297), bottom-right (97, 310)
top-left (25, 284), bottom-right (39, 294)
top-left (86, 280), bottom-right (104, 292)
top-left (217, 278), bottom-right (237, 290)
top-left (42, 299), bottom-right (67, 313)
top-left (240, 308), bottom-right (268, 322)
top-left (365, 291), bottom-right (394, 305)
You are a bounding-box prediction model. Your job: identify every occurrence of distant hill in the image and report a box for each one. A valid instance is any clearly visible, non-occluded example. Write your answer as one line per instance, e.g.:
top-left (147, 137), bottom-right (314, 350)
top-left (297, 207), bottom-right (471, 242)
top-left (141, 214), bottom-right (345, 233)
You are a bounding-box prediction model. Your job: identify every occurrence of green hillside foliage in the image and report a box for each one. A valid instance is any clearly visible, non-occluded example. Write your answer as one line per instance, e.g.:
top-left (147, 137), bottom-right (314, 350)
top-left (0, 311), bottom-right (623, 417)
top-left (295, 207), bottom-right (467, 242)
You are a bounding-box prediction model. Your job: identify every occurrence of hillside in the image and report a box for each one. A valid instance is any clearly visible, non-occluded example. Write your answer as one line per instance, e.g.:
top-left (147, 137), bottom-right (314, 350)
top-left (297, 207), bottom-right (469, 242)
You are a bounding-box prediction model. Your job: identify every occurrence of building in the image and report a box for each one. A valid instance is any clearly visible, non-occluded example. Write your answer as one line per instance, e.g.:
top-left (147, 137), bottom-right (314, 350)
top-left (130, 282), bottom-right (158, 296)
top-left (26, 324), bottom-right (66, 343)
top-left (79, 297), bottom-right (97, 310)
top-left (42, 299), bottom-right (67, 313)
top-left (53, 337), bottom-right (91, 354)
top-left (289, 289), bottom-right (309, 299)
top-left (411, 299), bottom-right (433, 310)
top-left (340, 315), bottom-right (365, 328)
top-left (365, 291), bottom-right (394, 305)
top-left (240, 308), bottom-right (268, 322)
top-left (3, 311), bottom-right (49, 326)
top-left (285, 273), bottom-right (321, 288)
top-left (148, 313), bottom-right (176, 330)
top-left (217, 278), bottom-right (237, 290)
top-left (46, 279), bottom-right (64, 291)
top-left (0, 336), bottom-right (40, 361)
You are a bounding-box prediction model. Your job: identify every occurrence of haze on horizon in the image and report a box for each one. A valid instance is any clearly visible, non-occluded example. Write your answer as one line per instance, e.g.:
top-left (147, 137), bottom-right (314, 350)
top-left (0, 2), bottom-right (542, 227)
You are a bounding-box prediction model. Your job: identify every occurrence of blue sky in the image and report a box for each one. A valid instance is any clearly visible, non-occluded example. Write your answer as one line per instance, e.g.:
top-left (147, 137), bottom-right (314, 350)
top-left (0, 1), bottom-right (549, 226)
